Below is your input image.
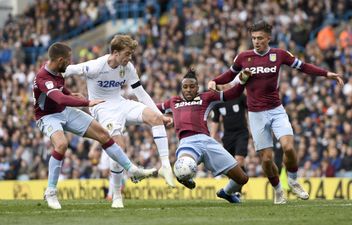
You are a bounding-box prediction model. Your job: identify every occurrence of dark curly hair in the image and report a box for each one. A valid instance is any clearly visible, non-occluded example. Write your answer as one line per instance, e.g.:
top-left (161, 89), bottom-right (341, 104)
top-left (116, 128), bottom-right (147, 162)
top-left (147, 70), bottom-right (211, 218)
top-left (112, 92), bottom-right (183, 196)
top-left (183, 67), bottom-right (198, 81)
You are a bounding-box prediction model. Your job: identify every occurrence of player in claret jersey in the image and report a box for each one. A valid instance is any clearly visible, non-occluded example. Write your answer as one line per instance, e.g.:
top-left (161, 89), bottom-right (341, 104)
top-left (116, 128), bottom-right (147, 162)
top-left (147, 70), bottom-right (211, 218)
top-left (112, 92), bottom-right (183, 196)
top-left (208, 20), bottom-right (344, 204)
top-left (158, 68), bottom-right (249, 203)
top-left (33, 42), bottom-right (157, 210)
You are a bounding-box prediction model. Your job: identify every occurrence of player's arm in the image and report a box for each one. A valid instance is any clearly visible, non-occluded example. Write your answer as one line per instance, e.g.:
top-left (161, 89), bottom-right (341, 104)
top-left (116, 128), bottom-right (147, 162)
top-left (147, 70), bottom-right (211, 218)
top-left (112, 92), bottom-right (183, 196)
top-left (62, 87), bottom-right (85, 99)
top-left (281, 50), bottom-right (344, 86)
top-left (128, 64), bottom-right (162, 114)
top-left (219, 70), bottom-right (251, 100)
top-left (132, 81), bottom-right (162, 113)
top-left (63, 59), bottom-right (99, 79)
top-left (156, 99), bottom-right (172, 114)
top-left (62, 63), bottom-right (87, 77)
top-left (208, 55), bottom-right (243, 90)
top-left (156, 100), bottom-right (173, 127)
top-left (223, 83), bottom-right (245, 101)
top-left (37, 77), bottom-right (102, 107)
top-left (48, 90), bottom-right (105, 107)
top-left (210, 106), bottom-right (220, 139)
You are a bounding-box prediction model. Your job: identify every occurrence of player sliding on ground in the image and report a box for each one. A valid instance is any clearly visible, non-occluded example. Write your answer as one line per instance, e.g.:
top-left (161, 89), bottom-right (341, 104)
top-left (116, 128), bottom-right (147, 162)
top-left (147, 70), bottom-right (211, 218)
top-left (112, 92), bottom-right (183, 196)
top-left (157, 68), bottom-right (250, 203)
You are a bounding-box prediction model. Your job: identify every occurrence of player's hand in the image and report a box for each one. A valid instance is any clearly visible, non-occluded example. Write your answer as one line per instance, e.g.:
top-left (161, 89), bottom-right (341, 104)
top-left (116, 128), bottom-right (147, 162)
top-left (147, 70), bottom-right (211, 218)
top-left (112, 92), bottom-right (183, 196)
top-left (89, 99), bottom-right (105, 107)
top-left (239, 68), bottom-right (252, 84)
top-left (327, 72), bottom-right (344, 87)
top-left (207, 81), bottom-right (217, 91)
top-left (162, 115), bottom-right (173, 127)
top-left (71, 93), bottom-right (85, 99)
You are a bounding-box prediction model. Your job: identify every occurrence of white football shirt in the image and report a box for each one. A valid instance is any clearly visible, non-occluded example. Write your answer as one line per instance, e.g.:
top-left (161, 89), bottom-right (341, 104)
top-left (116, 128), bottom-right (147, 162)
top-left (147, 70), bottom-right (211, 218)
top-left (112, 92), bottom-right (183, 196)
top-left (64, 54), bottom-right (140, 104)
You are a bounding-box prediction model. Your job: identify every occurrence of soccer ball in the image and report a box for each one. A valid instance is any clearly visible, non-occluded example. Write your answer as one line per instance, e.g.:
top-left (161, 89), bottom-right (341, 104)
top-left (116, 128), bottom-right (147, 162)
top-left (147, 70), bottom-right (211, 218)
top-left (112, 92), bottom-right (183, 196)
top-left (173, 156), bottom-right (197, 180)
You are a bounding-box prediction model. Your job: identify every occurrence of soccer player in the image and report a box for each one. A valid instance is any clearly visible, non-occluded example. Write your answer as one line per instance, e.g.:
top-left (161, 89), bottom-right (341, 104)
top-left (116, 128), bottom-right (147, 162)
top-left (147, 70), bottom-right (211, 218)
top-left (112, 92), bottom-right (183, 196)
top-left (63, 35), bottom-right (175, 208)
top-left (208, 20), bottom-right (344, 204)
top-left (210, 92), bottom-right (249, 198)
top-left (33, 42), bottom-right (157, 209)
top-left (157, 68), bottom-right (249, 203)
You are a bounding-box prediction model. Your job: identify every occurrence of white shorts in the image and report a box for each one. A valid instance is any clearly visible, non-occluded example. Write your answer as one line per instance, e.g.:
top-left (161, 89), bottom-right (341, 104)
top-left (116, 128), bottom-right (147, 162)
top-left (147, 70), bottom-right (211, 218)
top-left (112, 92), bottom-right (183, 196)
top-left (91, 99), bottom-right (147, 136)
top-left (248, 105), bottom-right (293, 151)
top-left (36, 107), bottom-right (94, 138)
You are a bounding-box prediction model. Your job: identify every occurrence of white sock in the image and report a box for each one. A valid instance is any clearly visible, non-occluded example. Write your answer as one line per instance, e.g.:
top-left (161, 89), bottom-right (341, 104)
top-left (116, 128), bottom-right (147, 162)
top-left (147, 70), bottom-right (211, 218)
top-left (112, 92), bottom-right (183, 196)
top-left (48, 156), bottom-right (63, 188)
top-left (110, 159), bottom-right (123, 195)
top-left (287, 171), bottom-right (297, 180)
top-left (274, 182), bottom-right (282, 191)
top-left (152, 125), bottom-right (170, 167)
top-left (108, 175), bottom-right (113, 197)
top-left (223, 179), bottom-right (242, 195)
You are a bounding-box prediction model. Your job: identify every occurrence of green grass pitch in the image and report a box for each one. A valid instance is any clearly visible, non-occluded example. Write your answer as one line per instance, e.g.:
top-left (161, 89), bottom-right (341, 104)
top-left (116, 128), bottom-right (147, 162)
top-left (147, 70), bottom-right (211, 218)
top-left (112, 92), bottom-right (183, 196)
top-left (0, 199), bottom-right (351, 225)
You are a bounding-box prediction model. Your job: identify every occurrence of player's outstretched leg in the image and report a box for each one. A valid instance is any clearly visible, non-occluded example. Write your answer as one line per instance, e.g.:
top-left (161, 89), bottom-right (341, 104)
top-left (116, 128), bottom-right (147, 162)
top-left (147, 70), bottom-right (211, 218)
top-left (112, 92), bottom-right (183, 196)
top-left (219, 165), bottom-right (248, 203)
top-left (129, 165), bottom-right (158, 183)
top-left (216, 188), bottom-right (241, 203)
top-left (176, 177), bottom-right (196, 189)
top-left (97, 137), bottom-right (157, 184)
top-left (288, 177), bottom-right (309, 200)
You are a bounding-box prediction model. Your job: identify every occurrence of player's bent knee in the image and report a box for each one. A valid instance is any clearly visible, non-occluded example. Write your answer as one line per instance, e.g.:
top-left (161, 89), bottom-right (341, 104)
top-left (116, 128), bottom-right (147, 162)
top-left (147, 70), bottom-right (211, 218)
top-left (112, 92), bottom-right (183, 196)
top-left (150, 114), bottom-right (163, 125)
top-left (98, 130), bottom-right (111, 144)
top-left (55, 141), bottom-right (68, 152)
top-left (282, 144), bottom-right (294, 153)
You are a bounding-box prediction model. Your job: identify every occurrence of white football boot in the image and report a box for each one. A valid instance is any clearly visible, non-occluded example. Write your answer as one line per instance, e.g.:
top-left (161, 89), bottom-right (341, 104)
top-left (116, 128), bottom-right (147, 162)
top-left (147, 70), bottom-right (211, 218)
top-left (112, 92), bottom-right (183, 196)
top-left (129, 165), bottom-right (157, 183)
top-left (44, 188), bottom-right (61, 209)
top-left (288, 178), bottom-right (309, 200)
top-left (274, 189), bottom-right (287, 204)
top-left (111, 190), bottom-right (124, 208)
top-left (158, 165), bottom-right (176, 187)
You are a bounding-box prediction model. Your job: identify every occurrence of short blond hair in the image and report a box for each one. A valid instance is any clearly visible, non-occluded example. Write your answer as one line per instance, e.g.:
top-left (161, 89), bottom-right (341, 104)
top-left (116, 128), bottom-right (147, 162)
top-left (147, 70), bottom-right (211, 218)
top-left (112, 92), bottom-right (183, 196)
top-left (110, 35), bottom-right (138, 53)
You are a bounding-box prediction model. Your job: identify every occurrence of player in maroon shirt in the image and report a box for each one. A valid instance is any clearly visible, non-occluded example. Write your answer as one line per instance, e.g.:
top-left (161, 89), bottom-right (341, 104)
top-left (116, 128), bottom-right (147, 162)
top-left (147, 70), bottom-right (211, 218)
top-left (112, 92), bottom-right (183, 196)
top-left (33, 42), bottom-right (157, 209)
top-left (208, 20), bottom-right (344, 204)
top-left (158, 68), bottom-right (249, 203)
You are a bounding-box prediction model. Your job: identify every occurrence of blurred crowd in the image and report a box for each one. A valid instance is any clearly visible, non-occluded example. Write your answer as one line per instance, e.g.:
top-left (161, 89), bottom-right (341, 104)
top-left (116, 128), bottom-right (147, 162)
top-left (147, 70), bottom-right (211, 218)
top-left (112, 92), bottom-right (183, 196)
top-left (0, 0), bottom-right (352, 182)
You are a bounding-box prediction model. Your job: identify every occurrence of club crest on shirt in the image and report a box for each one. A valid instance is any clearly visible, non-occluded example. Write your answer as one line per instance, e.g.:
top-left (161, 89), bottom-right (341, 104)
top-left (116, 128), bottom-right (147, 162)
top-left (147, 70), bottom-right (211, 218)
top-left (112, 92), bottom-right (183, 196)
top-left (269, 53), bottom-right (277, 62)
top-left (119, 68), bottom-right (125, 78)
top-left (106, 123), bottom-right (113, 130)
top-left (47, 125), bottom-right (53, 133)
top-left (45, 81), bottom-right (54, 89)
top-left (219, 107), bottom-right (227, 115)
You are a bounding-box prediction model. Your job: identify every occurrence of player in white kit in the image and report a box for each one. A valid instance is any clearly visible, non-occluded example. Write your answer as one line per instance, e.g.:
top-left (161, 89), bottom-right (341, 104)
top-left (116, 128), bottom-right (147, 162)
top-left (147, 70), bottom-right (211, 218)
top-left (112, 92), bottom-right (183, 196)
top-left (64, 35), bottom-right (175, 208)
